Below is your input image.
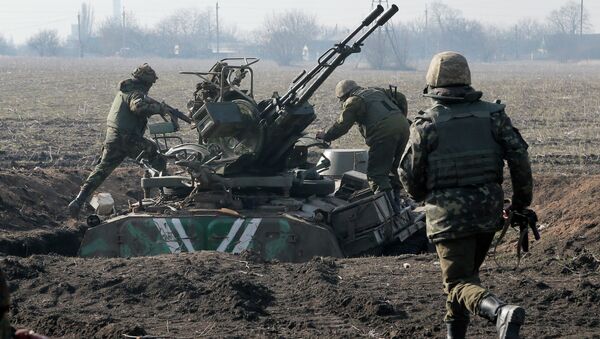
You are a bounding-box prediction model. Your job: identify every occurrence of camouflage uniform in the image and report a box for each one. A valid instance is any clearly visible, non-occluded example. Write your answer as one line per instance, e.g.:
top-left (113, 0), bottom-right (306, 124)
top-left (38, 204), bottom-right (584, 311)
top-left (69, 64), bottom-right (166, 217)
top-left (323, 87), bottom-right (410, 193)
top-left (1, 269), bottom-right (10, 339)
top-left (400, 52), bottom-right (532, 339)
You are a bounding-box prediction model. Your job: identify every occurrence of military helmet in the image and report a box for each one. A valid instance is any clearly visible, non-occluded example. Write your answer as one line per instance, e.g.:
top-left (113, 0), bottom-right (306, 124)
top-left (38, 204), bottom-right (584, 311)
top-left (425, 51), bottom-right (471, 88)
top-left (132, 63), bottom-right (158, 84)
top-left (335, 80), bottom-right (360, 99)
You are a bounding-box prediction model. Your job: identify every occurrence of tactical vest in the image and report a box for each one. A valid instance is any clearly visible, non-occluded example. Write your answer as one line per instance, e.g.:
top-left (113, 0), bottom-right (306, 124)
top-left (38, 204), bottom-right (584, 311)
top-left (106, 91), bottom-right (148, 135)
top-left (424, 101), bottom-right (504, 190)
top-left (353, 88), bottom-right (402, 131)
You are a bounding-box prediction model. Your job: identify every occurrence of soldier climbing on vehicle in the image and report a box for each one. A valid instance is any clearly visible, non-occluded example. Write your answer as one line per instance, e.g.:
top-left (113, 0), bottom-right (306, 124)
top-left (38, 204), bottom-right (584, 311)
top-left (316, 80), bottom-right (410, 210)
top-left (68, 63), bottom-right (182, 218)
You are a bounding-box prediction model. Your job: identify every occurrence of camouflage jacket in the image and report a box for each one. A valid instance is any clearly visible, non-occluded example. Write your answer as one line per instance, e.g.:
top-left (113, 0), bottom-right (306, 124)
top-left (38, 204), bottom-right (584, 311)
top-left (323, 87), bottom-right (408, 146)
top-left (399, 87), bottom-right (533, 242)
top-left (105, 79), bottom-right (164, 136)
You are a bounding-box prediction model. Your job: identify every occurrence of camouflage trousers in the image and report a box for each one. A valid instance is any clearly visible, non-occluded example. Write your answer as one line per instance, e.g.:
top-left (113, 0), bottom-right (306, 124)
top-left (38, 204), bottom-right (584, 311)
top-left (367, 121), bottom-right (409, 192)
top-left (434, 232), bottom-right (495, 322)
top-left (81, 129), bottom-right (166, 195)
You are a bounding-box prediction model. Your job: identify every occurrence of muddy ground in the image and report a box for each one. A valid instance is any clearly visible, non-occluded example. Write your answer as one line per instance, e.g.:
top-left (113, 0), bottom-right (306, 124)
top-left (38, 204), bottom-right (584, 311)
top-left (0, 57), bottom-right (599, 338)
top-left (0, 168), bottom-right (598, 338)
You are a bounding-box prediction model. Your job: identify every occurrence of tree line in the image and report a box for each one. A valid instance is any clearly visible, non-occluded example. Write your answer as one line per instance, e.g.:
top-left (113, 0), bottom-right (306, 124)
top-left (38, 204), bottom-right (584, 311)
top-left (0, 1), bottom-right (593, 66)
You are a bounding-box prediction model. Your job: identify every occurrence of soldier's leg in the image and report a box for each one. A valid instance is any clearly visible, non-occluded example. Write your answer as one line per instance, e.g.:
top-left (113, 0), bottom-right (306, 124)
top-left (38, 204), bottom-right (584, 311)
top-left (126, 137), bottom-right (167, 174)
top-left (436, 236), bottom-right (489, 338)
top-left (474, 233), bottom-right (525, 339)
top-left (68, 145), bottom-right (126, 217)
top-left (367, 137), bottom-right (400, 193)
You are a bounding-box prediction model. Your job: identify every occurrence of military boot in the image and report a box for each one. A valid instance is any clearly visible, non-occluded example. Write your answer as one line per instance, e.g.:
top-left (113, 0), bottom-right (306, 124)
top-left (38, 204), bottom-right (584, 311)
top-left (393, 188), bottom-right (403, 210)
top-left (478, 295), bottom-right (525, 339)
top-left (446, 319), bottom-right (469, 339)
top-left (68, 184), bottom-right (94, 218)
top-left (384, 190), bottom-right (401, 215)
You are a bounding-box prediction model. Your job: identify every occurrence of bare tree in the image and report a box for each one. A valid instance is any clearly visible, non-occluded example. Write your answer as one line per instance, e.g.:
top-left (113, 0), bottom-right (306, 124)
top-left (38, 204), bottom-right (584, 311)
top-left (548, 1), bottom-right (592, 35)
top-left (80, 2), bottom-right (94, 41)
top-left (27, 30), bottom-right (60, 56)
top-left (0, 35), bottom-right (15, 55)
top-left (260, 10), bottom-right (319, 65)
top-left (154, 8), bottom-right (212, 57)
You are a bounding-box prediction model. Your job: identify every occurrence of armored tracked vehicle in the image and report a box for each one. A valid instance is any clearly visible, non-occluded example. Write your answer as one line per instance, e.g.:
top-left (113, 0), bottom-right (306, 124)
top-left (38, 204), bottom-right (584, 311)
top-left (79, 5), bottom-right (426, 262)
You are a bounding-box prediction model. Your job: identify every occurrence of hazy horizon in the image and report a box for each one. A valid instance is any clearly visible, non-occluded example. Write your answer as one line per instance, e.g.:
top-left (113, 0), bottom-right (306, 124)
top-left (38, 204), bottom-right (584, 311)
top-left (1, 0), bottom-right (599, 44)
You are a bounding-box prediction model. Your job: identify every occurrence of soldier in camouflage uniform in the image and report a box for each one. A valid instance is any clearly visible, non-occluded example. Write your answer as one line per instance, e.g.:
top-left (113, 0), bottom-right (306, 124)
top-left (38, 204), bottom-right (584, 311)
top-left (68, 64), bottom-right (169, 218)
top-left (400, 52), bottom-right (533, 339)
top-left (317, 80), bottom-right (410, 205)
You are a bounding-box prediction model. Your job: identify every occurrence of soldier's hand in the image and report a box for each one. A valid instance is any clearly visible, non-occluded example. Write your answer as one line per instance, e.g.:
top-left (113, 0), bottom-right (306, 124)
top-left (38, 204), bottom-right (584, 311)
top-left (159, 101), bottom-right (168, 115)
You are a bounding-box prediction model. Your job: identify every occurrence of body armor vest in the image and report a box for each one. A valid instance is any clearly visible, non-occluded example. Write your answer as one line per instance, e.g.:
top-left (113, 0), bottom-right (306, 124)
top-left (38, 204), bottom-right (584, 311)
top-left (424, 101), bottom-right (505, 190)
top-left (353, 88), bottom-right (402, 131)
top-left (106, 85), bottom-right (148, 136)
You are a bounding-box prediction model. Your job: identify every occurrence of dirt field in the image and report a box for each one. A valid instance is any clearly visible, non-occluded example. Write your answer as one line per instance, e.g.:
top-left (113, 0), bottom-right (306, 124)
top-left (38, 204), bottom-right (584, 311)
top-left (1, 56), bottom-right (599, 338)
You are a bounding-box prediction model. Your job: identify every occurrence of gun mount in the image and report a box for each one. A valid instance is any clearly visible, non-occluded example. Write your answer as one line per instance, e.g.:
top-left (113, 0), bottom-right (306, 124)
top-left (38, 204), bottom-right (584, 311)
top-left (185, 5), bottom-right (398, 175)
top-left (77, 5), bottom-right (427, 263)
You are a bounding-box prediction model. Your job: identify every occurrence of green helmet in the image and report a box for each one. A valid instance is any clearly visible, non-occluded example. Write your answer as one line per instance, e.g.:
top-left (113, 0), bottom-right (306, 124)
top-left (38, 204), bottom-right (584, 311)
top-left (335, 80), bottom-right (360, 100)
top-left (132, 63), bottom-right (158, 84)
top-left (425, 51), bottom-right (471, 88)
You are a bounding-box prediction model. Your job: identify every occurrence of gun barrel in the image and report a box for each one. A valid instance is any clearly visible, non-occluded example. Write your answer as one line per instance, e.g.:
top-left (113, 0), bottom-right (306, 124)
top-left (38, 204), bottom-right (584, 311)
top-left (259, 5), bottom-right (385, 120)
top-left (355, 5), bottom-right (399, 46)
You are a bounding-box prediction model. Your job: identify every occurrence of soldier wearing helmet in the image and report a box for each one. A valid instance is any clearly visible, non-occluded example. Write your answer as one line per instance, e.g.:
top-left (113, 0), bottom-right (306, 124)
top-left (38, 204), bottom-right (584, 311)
top-left (68, 63), bottom-right (171, 218)
top-left (317, 80), bottom-right (410, 206)
top-left (400, 52), bottom-right (533, 339)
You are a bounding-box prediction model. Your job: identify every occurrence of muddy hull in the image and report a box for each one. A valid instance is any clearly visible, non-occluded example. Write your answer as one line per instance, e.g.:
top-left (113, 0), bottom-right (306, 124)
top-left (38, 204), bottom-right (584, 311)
top-left (79, 214), bottom-right (344, 262)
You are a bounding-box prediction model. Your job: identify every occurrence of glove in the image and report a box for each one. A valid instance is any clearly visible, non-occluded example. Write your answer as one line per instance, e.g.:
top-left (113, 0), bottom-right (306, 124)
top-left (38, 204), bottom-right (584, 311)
top-left (315, 130), bottom-right (326, 140)
top-left (159, 101), bottom-right (168, 115)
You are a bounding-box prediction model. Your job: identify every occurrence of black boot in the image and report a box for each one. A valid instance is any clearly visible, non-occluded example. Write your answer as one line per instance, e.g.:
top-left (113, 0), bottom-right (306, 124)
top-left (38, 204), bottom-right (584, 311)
top-left (68, 185), bottom-right (94, 218)
top-left (478, 295), bottom-right (525, 339)
top-left (446, 319), bottom-right (469, 339)
top-left (384, 190), bottom-right (401, 215)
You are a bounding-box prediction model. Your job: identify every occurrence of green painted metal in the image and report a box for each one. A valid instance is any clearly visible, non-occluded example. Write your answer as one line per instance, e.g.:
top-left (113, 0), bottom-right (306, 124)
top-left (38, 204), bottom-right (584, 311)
top-left (79, 214), bottom-right (343, 262)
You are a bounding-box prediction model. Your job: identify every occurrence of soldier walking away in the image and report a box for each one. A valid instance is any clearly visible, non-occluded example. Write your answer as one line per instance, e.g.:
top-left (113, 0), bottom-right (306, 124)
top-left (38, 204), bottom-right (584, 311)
top-left (68, 64), bottom-right (170, 218)
top-left (400, 52), bottom-right (533, 339)
top-left (316, 80), bottom-right (410, 208)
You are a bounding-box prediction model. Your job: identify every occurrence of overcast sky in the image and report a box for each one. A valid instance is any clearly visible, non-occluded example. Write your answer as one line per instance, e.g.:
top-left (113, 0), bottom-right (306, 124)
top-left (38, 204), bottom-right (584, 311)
top-left (1, 0), bottom-right (599, 43)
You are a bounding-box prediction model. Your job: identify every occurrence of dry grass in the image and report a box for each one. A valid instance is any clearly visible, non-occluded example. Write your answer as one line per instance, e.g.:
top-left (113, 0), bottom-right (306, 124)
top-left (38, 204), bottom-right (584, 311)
top-left (0, 56), bottom-right (599, 172)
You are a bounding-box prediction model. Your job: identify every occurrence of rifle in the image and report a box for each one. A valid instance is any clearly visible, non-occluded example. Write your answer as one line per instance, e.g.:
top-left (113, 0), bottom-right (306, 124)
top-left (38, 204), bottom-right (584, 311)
top-left (493, 204), bottom-right (540, 270)
top-left (510, 208), bottom-right (540, 254)
top-left (259, 4), bottom-right (398, 124)
top-left (144, 95), bottom-right (193, 126)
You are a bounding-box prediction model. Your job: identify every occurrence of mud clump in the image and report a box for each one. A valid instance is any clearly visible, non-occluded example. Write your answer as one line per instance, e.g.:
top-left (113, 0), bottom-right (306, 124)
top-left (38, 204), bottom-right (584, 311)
top-left (209, 275), bottom-right (274, 321)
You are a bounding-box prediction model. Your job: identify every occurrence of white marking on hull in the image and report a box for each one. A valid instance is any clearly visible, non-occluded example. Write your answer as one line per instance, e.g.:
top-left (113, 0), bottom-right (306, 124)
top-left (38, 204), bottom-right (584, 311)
top-left (216, 218), bottom-right (244, 252)
top-left (232, 218), bottom-right (262, 254)
top-left (171, 219), bottom-right (195, 253)
top-left (153, 218), bottom-right (181, 253)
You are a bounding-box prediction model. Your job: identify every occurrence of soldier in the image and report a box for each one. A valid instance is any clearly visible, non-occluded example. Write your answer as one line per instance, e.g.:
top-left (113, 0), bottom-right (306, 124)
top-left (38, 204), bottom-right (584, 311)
top-left (68, 64), bottom-right (169, 218)
top-left (316, 80), bottom-right (410, 205)
top-left (399, 52), bottom-right (533, 339)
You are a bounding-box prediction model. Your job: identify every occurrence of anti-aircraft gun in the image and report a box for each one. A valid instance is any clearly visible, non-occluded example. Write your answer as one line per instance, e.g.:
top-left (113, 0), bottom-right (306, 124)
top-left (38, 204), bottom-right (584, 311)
top-left (78, 5), bottom-right (427, 262)
top-left (183, 4), bottom-right (400, 175)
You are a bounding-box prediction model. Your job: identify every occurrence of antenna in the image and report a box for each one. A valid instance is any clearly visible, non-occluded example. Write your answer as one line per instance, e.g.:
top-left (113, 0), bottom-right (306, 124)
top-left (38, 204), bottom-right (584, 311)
top-left (580, 0), bottom-right (584, 36)
top-left (77, 13), bottom-right (83, 58)
top-left (216, 2), bottom-right (220, 54)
